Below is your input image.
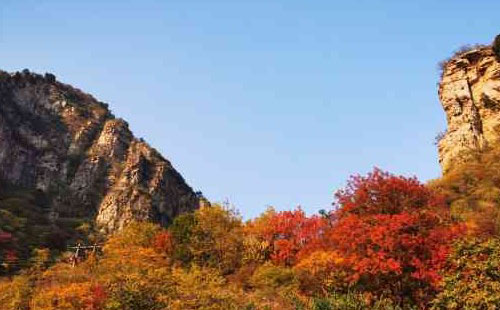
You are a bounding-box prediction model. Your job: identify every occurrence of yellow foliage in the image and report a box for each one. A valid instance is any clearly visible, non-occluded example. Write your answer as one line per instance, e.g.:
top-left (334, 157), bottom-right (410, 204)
top-left (242, 235), bottom-right (270, 264)
top-left (189, 205), bottom-right (244, 274)
top-left (32, 282), bottom-right (94, 310)
top-left (0, 275), bottom-right (33, 310)
top-left (294, 250), bottom-right (348, 295)
top-left (169, 265), bottom-right (239, 310)
top-left (430, 144), bottom-right (500, 236)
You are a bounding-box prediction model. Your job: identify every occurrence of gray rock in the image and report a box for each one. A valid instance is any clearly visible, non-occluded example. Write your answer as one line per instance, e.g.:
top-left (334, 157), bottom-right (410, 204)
top-left (0, 69), bottom-right (199, 232)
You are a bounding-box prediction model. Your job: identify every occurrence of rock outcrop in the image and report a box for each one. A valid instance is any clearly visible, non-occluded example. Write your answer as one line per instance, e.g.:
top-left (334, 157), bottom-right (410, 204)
top-left (0, 70), bottom-right (199, 232)
top-left (438, 47), bottom-right (500, 172)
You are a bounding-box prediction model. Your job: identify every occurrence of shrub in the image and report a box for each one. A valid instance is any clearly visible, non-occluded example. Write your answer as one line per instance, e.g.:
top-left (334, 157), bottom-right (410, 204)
top-left (434, 131), bottom-right (446, 146)
top-left (250, 263), bottom-right (299, 297)
top-left (309, 292), bottom-right (414, 310)
top-left (430, 144), bottom-right (500, 237)
top-left (431, 238), bottom-right (500, 309)
top-left (438, 43), bottom-right (487, 77)
top-left (169, 212), bottom-right (196, 265)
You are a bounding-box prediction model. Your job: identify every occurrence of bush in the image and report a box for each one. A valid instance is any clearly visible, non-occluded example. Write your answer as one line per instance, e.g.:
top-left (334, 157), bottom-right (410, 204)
top-left (430, 144), bottom-right (500, 237)
top-left (434, 131), bottom-right (446, 146)
top-left (250, 263), bottom-right (298, 296)
top-left (310, 292), bottom-right (414, 310)
top-left (431, 238), bottom-right (500, 309)
top-left (438, 43), bottom-right (487, 77)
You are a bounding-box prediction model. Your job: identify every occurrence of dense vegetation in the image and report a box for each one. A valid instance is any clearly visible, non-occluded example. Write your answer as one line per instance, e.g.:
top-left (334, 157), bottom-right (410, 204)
top-left (5, 158), bottom-right (500, 309)
top-left (0, 183), bottom-right (92, 275)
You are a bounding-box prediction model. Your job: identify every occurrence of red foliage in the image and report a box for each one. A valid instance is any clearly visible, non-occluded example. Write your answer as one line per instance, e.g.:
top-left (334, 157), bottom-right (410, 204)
top-left (251, 208), bottom-right (329, 265)
top-left (0, 231), bottom-right (12, 243)
top-left (0, 230), bottom-right (16, 266)
top-left (328, 168), bottom-right (464, 301)
top-left (85, 284), bottom-right (108, 310)
top-left (153, 231), bottom-right (173, 255)
top-left (334, 168), bottom-right (443, 216)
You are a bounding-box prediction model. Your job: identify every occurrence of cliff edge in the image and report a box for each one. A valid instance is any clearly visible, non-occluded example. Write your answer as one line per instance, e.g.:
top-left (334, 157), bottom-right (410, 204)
top-left (438, 45), bottom-right (500, 172)
top-left (0, 70), bottom-right (199, 232)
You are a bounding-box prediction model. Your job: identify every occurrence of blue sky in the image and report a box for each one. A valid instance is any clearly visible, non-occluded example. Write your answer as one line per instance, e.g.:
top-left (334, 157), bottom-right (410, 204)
top-left (1, 0), bottom-right (499, 219)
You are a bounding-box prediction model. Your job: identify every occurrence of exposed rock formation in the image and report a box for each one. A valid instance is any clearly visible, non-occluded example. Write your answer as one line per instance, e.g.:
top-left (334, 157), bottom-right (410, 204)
top-left (438, 47), bottom-right (500, 172)
top-left (0, 70), bottom-right (199, 232)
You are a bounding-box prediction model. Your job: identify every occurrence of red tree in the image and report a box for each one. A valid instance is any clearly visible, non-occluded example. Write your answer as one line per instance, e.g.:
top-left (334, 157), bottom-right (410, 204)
top-left (328, 169), bottom-right (463, 303)
top-left (247, 208), bottom-right (329, 266)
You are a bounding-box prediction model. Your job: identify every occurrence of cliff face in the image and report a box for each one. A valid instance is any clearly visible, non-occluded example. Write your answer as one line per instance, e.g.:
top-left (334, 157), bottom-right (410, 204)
top-left (438, 47), bottom-right (500, 172)
top-left (0, 70), bottom-right (199, 232)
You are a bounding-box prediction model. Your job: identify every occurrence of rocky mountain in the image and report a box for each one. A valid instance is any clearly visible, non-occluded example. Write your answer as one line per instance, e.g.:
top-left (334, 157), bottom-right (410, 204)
top-left (0, 70), bottom-right (199, 232)
top-left (438, 45), bottom-right (500, 172)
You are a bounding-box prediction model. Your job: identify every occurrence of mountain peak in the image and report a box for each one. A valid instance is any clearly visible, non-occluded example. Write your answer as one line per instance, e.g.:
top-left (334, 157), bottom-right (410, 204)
top-left (0, 69), bottom-right (199, 232)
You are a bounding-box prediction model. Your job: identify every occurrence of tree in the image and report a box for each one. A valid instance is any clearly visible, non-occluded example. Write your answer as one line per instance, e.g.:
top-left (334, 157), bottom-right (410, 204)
top-left (329, 168), bottom-right (463, 304)
top-left (294, 250), bottom-right (347, 296)
top-left (245, 207), bottom-right (329, 266)
top-left (169, 212), bottom-right (196, 265)
top-left (169, 265), bottom-right (240, 310)
top-left (188, 205), bottom-right (244, 274)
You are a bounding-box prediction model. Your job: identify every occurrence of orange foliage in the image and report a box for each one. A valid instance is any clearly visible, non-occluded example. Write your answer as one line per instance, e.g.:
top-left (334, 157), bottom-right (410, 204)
top-left (153, 230), bottom-right (173, 255)
top-left (246, 208), bottom-right (329, 266)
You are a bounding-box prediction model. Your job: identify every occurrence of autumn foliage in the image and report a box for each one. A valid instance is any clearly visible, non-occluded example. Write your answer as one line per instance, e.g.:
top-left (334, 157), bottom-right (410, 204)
top-left (328, 169), bottom-right (463, 304)
top-left (0, 168), bottom-right (483, 309)
top-left (245, 208), bottom-right (329, 266)
top-left (0, 230), bottom-right (16, 273)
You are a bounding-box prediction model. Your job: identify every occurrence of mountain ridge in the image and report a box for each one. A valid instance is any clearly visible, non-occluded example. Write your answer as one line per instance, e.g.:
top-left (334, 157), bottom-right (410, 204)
top-left (0, 69), bottom-right (199, 232)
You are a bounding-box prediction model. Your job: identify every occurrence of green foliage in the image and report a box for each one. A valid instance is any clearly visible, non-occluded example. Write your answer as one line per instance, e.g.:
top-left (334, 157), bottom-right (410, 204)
top-left (169, 212), bottom-right (196, 264)
top-left (189, 205), bottom-right (243, 273)
top-left (106, 221), bottom-right (160, 248)
top-left (105, 280), bottom-right (164, 310)
top-left (0, 183), bottom-right (92, 272)
top-left (432, 238), bottom-right (500, 309)
top-left (170, 205), bottom-right (243, 273)
top-left (308, 292), bottom-right (418, 310)
top-left (250, 263), bottom-right (298, 294)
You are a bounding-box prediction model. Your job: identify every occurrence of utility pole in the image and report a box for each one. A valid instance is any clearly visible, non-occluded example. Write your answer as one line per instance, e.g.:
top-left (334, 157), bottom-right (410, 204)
top-left (68, 243), bottom-right (102, 267)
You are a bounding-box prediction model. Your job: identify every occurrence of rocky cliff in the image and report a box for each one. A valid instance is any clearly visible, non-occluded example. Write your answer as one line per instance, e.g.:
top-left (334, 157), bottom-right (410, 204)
top-left (0, 70), bottom-right (199, 232)
top-left (438, 46), bottom-right (500, 172)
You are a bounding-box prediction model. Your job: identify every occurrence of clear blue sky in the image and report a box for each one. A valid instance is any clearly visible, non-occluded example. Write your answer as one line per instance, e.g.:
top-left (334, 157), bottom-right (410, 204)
top-left (1, 1), bottom-right (499, 219)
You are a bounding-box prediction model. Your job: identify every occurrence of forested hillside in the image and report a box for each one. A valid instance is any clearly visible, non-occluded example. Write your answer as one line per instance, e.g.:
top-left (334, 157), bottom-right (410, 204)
top-left (0, 165), bottom-right (495, 310)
